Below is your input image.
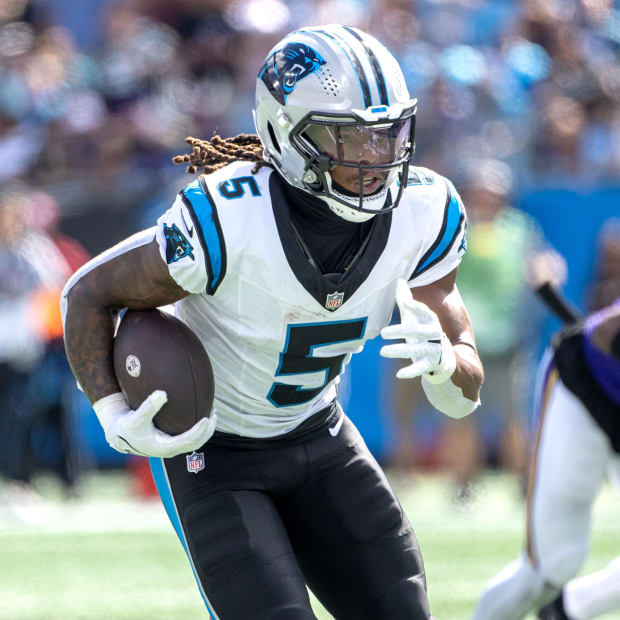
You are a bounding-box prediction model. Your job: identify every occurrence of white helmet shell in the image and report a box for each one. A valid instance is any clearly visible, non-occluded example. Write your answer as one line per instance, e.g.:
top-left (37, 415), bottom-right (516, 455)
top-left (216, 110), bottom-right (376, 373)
top-left (254, 24), bottom-right (417, 222)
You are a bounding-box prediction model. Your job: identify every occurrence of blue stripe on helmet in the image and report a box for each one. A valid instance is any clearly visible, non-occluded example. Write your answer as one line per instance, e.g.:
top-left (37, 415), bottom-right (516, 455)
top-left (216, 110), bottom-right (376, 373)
top-left (342, 25), bottom-right (389, 106)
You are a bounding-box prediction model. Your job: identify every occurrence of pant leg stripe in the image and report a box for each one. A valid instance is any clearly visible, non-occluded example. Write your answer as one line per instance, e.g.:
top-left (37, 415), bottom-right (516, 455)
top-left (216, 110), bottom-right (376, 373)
top-left (525, 363), bottom-right (559, 566)
top-left (149, 457), bottom-right (219, 620)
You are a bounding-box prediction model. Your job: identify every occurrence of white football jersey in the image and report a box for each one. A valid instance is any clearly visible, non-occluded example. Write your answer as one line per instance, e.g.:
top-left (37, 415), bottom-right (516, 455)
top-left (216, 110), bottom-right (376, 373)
top-left (155, 161), bottom-right (467, 438)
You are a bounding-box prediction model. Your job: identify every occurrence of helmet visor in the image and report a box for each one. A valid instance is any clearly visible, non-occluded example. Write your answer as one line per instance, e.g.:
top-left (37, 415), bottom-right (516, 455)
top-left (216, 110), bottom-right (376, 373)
top-left (302, 118), bottom-right (412, 166)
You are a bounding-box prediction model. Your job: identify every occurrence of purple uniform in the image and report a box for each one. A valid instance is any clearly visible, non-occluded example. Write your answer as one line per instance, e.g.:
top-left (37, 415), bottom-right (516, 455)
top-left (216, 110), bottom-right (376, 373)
top-left (553, 301), bottom-right (620, 453)
top-left (583, 298), bottom-right (620, 406)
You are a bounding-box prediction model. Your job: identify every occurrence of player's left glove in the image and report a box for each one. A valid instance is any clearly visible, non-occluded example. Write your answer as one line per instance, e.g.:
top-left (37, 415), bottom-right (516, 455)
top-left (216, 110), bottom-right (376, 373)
top-left (380, 278), bottom-right (456, 383)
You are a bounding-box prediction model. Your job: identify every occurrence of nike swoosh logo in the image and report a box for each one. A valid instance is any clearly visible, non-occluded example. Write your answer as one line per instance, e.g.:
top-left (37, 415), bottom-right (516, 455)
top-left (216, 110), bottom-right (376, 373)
top-left (118, 436), bottom-right (147, 456)
top-left (328, 413), bottom-right (344, 437)
top-left (181, 208), bottom-right (194, 237)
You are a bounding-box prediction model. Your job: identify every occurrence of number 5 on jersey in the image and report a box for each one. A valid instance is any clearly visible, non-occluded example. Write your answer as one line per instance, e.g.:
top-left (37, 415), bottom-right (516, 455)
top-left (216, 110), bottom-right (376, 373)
top-left (268, 319), bottom-right (367, 407)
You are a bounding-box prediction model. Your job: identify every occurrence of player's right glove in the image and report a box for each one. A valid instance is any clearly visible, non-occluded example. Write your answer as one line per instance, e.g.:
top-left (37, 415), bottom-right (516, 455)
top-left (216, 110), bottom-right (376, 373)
top-left (93, 391), bottom-right (216, 458)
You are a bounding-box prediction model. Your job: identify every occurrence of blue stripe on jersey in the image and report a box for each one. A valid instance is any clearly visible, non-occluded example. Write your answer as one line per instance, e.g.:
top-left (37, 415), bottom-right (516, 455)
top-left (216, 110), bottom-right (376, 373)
top-left (182, 178), bottom-right (226, 294)
top-left (411, 180), bottom-right (465, 278)
top-left (149, 457), bottom-right (217, 619)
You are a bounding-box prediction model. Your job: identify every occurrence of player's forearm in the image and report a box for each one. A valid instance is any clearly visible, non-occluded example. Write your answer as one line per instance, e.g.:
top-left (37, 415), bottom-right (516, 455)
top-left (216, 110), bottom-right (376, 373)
top-left (62, 238), bottom-right (190, 404)
top-left (450, 342), bottom-right (484, 402)
top-left (63, 281), bottom-right (121, 404)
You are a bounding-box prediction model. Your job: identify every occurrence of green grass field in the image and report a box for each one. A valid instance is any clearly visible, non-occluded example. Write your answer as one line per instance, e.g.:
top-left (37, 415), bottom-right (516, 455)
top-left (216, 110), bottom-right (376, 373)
top-left (1, 470), bottom-right (618, 619)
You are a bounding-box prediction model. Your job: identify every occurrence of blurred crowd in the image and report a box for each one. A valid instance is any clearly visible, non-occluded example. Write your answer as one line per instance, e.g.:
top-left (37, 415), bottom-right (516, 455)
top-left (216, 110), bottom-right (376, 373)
top-left (1, 0), bottom-right (619, 212)
top-left (0, 0), bottom-right (619, 504)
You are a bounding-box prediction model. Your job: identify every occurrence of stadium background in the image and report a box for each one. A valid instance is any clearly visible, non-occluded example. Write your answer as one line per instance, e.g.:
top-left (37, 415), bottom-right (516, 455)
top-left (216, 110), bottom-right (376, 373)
top-left (0, 0), bottom-right (619, 618)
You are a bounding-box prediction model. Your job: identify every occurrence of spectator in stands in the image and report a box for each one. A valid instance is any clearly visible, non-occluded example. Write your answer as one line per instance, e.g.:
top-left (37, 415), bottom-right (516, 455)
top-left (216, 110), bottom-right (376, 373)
top-left (0, 184), bottom-right (87, 510)
top-left (589, 218), bottom-right (620, 312)
top-left (0, 182), bottom-right (47, 512)
top-left (25, 191), bottom-right (91, 496)
top-left (440, 159), bottom-right (564, 498)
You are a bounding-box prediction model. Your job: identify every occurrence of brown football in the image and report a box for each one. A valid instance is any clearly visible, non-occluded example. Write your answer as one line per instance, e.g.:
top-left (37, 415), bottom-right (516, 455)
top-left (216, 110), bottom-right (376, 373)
top-left (113, 309), bottom-right (214, 436)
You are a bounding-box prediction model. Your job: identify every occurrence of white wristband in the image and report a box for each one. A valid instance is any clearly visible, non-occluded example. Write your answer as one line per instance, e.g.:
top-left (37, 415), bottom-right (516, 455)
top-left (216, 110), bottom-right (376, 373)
top-left (92, 392), bottom-right (129, 431)
top-left (421, 375), bottom-right (479, 419)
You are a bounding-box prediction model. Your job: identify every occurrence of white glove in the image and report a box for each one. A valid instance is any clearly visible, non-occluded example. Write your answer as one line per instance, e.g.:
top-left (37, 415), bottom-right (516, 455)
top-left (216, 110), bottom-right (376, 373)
top-left (380, 278), bottom-right (456, 383)
top-left (93, 391), bottom-right (217, 458)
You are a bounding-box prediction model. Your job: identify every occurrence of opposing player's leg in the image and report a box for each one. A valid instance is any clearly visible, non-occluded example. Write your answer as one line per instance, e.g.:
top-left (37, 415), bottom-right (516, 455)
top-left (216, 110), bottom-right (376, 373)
top-left (472, 373), bottom-right (612, 620)
top-left (541, 453), bottom-right (620, 620)
top-left (149, 454), bottom-right (316, 620)
top-left (279, 413), bottom-right (431, 620)
top-left (562, 555), bottom-right (620, 619)
top-left (539, 555), bottom-right (620, 620)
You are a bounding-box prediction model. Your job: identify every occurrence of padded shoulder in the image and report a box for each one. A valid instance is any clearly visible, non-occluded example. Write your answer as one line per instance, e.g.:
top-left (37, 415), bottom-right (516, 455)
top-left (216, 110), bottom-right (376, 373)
top-left (398, 168), bottom-right (468, 287)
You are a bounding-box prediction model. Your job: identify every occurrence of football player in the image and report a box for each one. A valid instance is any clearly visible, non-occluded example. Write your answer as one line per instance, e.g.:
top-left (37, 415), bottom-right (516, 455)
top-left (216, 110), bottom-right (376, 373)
top-left (62, 26), bottom-right (483, 619)
top-left (472, 298), bottom-right (620, 620)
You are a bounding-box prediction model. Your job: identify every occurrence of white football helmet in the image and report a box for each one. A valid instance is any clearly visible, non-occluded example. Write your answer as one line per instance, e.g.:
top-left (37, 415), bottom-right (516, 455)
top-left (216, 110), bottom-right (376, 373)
top-left (254, 24), bottom-right (417, 222)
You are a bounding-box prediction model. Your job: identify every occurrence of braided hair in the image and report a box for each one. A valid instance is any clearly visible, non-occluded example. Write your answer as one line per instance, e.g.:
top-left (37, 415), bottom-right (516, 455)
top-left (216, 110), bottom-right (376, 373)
top-left (172, 134), bottom-right (272, 175)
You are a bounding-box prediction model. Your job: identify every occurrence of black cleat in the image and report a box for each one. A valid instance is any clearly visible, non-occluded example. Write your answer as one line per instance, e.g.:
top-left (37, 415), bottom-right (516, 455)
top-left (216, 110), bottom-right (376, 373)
top-left (538, 592), bottom-right (571, 620)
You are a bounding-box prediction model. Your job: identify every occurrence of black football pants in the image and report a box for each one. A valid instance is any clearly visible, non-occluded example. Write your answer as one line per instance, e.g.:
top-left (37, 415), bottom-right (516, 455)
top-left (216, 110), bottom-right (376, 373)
top-left (150, 412), bottom-right (431, 619)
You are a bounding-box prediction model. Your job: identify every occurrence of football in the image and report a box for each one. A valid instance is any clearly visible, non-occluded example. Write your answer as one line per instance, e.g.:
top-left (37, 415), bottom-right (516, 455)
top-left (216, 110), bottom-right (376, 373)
top-left (113, 308), bottom-right (214, 436)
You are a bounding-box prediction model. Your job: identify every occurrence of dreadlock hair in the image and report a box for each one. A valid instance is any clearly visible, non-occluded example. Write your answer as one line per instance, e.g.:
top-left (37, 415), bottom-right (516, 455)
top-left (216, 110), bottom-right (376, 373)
top-left (172, 133), bottom-right (273, 176)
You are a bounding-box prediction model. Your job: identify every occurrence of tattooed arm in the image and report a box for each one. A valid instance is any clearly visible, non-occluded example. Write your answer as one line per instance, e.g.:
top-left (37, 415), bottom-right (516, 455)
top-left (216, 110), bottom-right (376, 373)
top-left (63, 233), bottom-right (216, 457)
top-left (63, 235), bottom-right (188, 404)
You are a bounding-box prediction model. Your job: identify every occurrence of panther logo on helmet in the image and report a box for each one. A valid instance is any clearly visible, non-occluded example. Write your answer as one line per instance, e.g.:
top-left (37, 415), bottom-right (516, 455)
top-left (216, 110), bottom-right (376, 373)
top-left (259, 42), bottom-right (326, 105)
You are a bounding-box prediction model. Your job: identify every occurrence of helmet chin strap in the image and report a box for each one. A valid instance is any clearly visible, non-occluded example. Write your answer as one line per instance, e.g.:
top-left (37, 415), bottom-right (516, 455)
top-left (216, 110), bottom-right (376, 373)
top-left (299, 166), bottom-right (393, 223)
top-left (323, 171), bottom-right (390, 223)
top-left (330, 178), bottom-right (383, 198)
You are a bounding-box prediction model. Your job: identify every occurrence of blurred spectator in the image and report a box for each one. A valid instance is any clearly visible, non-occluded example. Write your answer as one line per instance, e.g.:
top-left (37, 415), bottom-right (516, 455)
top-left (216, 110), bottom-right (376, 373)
top-left (440, 160), bottom-right (564, 498)
top-left (0, 0), bottom-right (617, 203)
top-left (26, 190), bottom-right (91, 495)
top-left (589, 217), bottom-right (620, 311)
top-left (0, 182), bottom-right (48, 511)
top-left (0, 183), bottom-right (88, 511)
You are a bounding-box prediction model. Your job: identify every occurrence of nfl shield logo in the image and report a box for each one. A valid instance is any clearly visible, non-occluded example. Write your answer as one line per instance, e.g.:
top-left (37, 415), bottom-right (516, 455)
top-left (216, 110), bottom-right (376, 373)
top-left (325, 291), bottom-right (344, 311)
top-left (186, 451), bottom-right (205, 474)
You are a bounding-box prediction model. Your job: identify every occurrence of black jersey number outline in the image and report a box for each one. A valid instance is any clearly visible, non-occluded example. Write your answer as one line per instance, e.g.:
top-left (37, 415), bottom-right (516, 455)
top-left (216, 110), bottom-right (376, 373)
top-left (267, 318), bottom-right (367, 407)
top-left (217, 176), bottom-right (261, 200)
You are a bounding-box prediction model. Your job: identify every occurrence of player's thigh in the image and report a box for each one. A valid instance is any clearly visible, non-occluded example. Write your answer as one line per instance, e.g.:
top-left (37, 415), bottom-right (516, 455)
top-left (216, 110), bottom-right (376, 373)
top-left (281, 417), bottom-right (430, 619)
top-left (529, 379), bottom-right (611, 582)
top-left (157, 470), bottom-right (314, 620)
top-left (182, 488), bottom-right (314, 619)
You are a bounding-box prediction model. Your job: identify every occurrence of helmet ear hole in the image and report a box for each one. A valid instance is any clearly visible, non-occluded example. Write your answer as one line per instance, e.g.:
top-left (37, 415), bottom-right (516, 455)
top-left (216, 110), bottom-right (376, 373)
top-left (267, 121), bottom-right (281, 154)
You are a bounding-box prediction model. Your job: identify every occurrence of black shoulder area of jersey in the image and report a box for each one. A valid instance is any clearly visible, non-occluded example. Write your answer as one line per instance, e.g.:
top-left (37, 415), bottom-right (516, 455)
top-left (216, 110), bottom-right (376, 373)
top-left (553, 327), bottom-right (620, 453)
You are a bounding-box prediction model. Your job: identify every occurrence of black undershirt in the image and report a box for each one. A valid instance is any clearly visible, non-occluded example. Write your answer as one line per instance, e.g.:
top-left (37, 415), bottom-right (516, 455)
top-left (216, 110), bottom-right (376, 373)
top-left (279, 179), bottom-right (373, 276)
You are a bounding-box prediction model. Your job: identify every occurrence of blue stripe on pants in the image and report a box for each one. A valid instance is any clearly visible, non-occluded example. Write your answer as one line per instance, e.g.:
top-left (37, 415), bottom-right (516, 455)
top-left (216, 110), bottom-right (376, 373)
top-left (148, 457), bottom-right (217, 619)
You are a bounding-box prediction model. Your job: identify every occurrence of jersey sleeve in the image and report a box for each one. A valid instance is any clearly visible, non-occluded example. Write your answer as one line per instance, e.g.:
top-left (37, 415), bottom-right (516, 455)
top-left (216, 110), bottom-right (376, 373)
top-left (407, 176), bottom-right (468, 287)
top-left (155, 177), bottom-right (227, 295)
